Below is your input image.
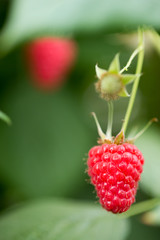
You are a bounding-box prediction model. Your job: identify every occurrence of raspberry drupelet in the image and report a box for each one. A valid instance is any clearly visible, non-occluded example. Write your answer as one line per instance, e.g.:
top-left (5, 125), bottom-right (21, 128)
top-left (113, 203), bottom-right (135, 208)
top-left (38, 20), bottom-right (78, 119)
top-left (87, 143), bottom-right (144, 214)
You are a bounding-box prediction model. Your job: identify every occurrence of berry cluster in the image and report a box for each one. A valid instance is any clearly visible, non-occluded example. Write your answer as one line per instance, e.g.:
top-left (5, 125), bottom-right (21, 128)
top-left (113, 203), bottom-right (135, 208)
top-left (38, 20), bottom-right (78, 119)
top-left (87, 143), bottom-right (144, 213)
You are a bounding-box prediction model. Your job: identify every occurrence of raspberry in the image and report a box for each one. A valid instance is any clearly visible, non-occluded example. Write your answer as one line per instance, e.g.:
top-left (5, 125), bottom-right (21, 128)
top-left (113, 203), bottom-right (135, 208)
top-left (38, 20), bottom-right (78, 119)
top-left (25, 37), bottom-right (77, 90)
top-left (87, 143), bottom-right (144, 214)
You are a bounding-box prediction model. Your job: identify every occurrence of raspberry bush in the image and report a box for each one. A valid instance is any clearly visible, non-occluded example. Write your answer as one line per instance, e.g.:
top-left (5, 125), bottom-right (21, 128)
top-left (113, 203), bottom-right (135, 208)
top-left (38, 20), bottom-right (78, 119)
top-left (0, 0), bottom-right (160, 239)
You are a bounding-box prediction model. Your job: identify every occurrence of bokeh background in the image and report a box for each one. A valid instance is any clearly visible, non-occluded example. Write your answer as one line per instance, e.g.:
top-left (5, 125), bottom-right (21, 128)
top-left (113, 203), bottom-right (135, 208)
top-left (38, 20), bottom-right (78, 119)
top-left (0, 0), bottom-right (160, 239)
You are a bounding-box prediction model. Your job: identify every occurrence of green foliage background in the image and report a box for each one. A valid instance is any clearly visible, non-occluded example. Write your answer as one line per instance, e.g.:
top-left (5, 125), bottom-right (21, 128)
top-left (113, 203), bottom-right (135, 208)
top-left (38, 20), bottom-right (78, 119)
top-left (0, 0), bottom-right (160, 239)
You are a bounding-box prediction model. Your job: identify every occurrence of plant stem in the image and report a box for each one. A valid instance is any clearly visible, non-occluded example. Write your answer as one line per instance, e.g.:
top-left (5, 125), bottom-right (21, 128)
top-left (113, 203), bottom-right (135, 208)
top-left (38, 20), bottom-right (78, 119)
top-left (106, 101), bottom-right (113, 140)
top-left (122, 29), bottom-right (144, 134)
top-left (119, 45), bottom-right (143, 74)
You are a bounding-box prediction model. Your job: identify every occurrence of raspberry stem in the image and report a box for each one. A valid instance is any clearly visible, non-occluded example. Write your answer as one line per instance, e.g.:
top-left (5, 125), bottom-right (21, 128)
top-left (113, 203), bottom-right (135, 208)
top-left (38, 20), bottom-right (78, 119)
top-left (106, 101), bottom-right (114, 140)
top-left (119, 45), bottom-right (143, 74)
top-left (122, 29), bottom-right (144, 134)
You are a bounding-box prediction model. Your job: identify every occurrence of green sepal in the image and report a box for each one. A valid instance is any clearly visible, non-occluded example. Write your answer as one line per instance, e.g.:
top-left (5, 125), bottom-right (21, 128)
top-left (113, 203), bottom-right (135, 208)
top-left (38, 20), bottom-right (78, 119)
top-left (121, 74), bottom-right (138, 85)
top-left (95, 64), bottom-right (107, 79)
top-left (108, 54), bottom-right (120, 73)
top-left (114, 130), bottom-right (124, 145)
top-left (0, 110), bottom-right (12, 125)
top-left (91, 112), bottom-right (106, 140)
top-left (118, 87), bottom-right (130, 97)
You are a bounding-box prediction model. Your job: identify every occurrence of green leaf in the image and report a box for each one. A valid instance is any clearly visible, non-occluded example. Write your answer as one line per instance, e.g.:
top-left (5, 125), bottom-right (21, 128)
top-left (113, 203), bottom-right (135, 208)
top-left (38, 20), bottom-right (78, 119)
top-left (108, 54), bottom-right (120, 73)
top-left (0, 80), bottom-right (93, 198)
top-left (0, 199), bottom-right (130, 240)
top-left (122, 198), bottom-right (160, 218)
top-left (0, 110), bottom-right (11, 125)
top-left (136, 126), bottom-right (160, 197)
top-left (121, 74), bottom-right (137, 85)
top-left (1, 0), bottom-right (160, 53)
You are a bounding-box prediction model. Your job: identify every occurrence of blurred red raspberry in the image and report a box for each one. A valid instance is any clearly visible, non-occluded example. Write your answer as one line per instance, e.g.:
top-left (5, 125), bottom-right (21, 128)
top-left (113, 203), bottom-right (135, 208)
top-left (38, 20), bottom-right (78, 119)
top-left (25, 37), bottom-right (77, 90)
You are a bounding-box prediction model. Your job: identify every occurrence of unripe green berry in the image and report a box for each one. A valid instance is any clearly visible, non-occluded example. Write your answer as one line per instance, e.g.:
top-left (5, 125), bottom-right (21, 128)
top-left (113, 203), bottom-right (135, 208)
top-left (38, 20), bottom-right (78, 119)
top-left (96, 73), bottom-right (123, 100)
top-left (101, 74), bottom-right (122, 95)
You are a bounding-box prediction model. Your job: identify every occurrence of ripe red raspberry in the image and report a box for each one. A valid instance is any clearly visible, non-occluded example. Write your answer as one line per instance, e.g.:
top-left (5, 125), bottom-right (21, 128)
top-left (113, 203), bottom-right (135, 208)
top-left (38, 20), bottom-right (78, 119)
top-left (87, 143), bottom-right (144, 214)
top-left (25, 37), bottom-right (77, 90)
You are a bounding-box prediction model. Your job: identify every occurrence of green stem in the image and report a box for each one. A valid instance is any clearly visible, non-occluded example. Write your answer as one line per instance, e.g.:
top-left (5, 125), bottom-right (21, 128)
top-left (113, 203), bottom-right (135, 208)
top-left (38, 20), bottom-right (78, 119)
top-left (122, 29), bottom-right (144, 134)
top-left (106, 101), bottom-right (113, 140)
top-left (119, 45), bottom-right (143, 74)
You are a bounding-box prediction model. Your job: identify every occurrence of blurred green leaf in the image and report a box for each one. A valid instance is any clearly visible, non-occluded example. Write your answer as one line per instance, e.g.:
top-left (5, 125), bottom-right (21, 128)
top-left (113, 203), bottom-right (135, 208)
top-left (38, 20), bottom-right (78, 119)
top-left (123, 198), bottom-right (160, 218)
top-left (1, 0), bottom-right (160, 52)
top-left (0, 80), bottom-right (93, 198)
top-left (0, 110), bottom-right (11, 125)
top-left (127, 216), bottom-right (160, 240)
top-left (136, 126), bottom-right (160, 197)
top-left (0, 199), bottom-right (129, 240)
